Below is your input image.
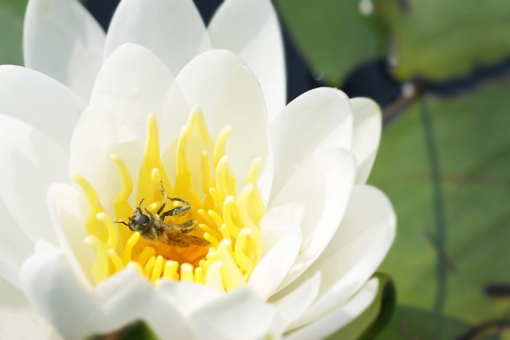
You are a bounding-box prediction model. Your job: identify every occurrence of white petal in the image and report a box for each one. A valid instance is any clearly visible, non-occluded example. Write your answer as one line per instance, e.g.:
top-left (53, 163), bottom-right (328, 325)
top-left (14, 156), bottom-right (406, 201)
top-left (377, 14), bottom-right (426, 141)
top-left (270, 88), bottom-right (353, 199)
top-left (0, 114), bottom-right (67, 245)
top-left (213, 66), bottom-right (272, 202)
top-left (91, 43), bottom-right (189, 144)
top-left (249, 207), bottom-right (303, 300)
top-left (270, 148), bottom-right (356, 292)
top-left (284, 185), bottom-right (396, 330)
top-left (47, 183), bottom-right (95, 286)
top-left (285, 278), bottom-right (379, 340)
top-left (69, 107), bottom-right (143, 210)
top-left (156, 280), bottom-right (223, 316)
top-left (189, 287), bottom-right (281, 340)
top-left (260, 203), bottom-right (304, 256)
top-left (0, 65), bottom-right (87, 151)
top-left (104, 0), bottom-right (211, 74)
top-left (0, 199), bottom-right (34, 288)
top-left (0, 276), bottom-right (61, 340)
top-left (273, 272), bottom-right (321, 328)
top-left (20, 245), bottom-right (98, 340)
top-left (176, 49), bottom-right (245, 119)
top-left (208, 0), bottom-right (286, 122)
top-left (86, 267), bottom-right (196, 339)
top-left (24, 0), bottom-right (105, 101)
top-left (351, 98), bottom-right (382, 184)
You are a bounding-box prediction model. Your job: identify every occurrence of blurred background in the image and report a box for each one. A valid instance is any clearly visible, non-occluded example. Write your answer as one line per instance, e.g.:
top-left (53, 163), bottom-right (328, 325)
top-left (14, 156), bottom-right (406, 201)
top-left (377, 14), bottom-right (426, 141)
top-left (2, 0), bottom-right (510, 338)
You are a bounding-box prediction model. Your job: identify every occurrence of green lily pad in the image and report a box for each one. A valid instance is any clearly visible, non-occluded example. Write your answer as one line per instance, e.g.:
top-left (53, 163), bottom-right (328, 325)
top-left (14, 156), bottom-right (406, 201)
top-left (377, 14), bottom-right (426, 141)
top-left (375, 0), bottom-right (510, 81)
top-left (274, 0), bottom-right (387, 85)
top-left (0, 0), bottom-right (27, 66)
top-left (85, 320), bottom-right (159, 340)
top-left (369, 79), bottom-right (510, 337)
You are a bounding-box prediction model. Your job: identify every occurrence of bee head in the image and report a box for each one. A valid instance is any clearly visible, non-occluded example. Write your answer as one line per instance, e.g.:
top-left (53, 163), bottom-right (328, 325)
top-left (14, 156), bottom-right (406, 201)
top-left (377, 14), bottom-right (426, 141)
top-left (129, 207), bottom-right (151, 232)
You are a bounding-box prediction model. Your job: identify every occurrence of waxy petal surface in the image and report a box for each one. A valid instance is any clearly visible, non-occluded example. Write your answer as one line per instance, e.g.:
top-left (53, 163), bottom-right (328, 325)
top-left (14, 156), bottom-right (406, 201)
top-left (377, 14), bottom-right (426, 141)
top-left (213, 66), bottom-right (272, 202)
top-left (286, 185), bottom-right (395, 329)
top-left (0, 115), bottom-right (67, 246)
top-left (0, 200), bottom-right (33, 288)
top-left (0, 66), bottom-right (86, 151)
top-left (286, 278), bottom-right (379, 340)
top-left (208, 0), bottom-right (285, 122)
top-left (24, 0), bottom-right (105, 100)
top-left (190, 287), bottom-right (281, 340)
top-left (270, 87), bottom-right (353, 199)
top-left (351, 98), bottom-right (382, 184)
top-left (270, 148), bottom-right (356, 292)
top-left (105, 0), bottom-right (211, 75)
top-left (20, 245), bottom-right (98, 340)
top-left (249, 208), bottom-right (303, 300)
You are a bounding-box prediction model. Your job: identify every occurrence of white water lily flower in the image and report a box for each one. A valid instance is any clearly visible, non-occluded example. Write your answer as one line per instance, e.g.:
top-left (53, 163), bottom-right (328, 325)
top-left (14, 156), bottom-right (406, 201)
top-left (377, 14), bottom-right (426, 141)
top-left (0, 0), bottom-right (396, 339)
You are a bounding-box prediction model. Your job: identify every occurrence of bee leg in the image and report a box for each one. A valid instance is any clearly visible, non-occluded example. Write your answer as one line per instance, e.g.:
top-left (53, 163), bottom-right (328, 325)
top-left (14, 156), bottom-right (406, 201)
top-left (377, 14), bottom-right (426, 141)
top-left (174, 219), bottom-right (198, 234)
top-left (156, 201), bottom-right (167, 215)
top-left (161, 199), bottom-right (191, 218)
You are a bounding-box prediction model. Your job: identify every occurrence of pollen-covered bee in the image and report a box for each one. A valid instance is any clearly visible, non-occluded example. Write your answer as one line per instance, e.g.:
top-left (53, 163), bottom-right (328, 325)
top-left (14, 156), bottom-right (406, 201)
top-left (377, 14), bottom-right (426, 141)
top-left (116, 191), bottom-right (210, 248)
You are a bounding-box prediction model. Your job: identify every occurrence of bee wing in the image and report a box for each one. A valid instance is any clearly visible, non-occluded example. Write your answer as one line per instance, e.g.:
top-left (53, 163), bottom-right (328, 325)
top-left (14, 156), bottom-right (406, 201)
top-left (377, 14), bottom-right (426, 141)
top-left (163, 229), bottom-right (210, 247)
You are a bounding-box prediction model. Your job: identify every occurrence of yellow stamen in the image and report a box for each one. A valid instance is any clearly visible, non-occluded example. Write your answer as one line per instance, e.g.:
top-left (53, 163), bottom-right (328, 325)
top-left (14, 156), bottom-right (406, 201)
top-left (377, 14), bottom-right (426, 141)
top-left (218, 239), bottom-right (245, 291)
top-left (71, 174), bottom-right (107, 242)
top-left (151, 256), bottom-right (165, 283)
top-left (84, 235), bottom-right (108, 283)
top-left (107, 249), bottom-right (124, 273)
top-left (122, 232), bottom-right (140, 265)
top-left (181, 263), bottom-right (194, 282)
top-left (163, 261), bottom-right (179, 280)
top-left (213, 126), bottom-right (232, 169)
top-left (137, 114), bottom-right (171, 206)
top-left (143, 256), bottom-right (156, 277)
top-left (96, 212), bottom-right (118, 250)
top-left (206, 261), bottom-right (225, 292)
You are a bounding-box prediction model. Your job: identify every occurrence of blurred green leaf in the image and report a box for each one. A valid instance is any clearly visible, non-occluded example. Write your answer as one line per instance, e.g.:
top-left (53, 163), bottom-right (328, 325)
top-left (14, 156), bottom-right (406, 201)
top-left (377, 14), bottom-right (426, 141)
top-left (375, 0), bottom-right (510, 81)
top-left (275, 0), bottom-right (387, 85)
top-left (0, 0), bottom-right (28, 66)
top-left (85, 320), bottom-right (159, 340)
top-left (370, 79), bottom-right (510, 338)
top-left (327, 273), bottom-right (396, 339)
top-left (377, 305), bottom-right (471, 339)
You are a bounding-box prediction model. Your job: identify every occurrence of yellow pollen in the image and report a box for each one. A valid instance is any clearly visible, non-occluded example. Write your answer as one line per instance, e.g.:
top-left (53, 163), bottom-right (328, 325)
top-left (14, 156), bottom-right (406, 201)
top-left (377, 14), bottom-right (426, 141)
top-left (74, 112), bottom-right (266, 291)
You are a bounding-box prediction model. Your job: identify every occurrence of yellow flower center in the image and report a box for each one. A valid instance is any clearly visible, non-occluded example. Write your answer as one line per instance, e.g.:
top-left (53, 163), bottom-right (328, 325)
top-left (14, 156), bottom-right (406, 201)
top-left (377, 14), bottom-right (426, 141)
top-left (72, 108), bottom-right (265, 292)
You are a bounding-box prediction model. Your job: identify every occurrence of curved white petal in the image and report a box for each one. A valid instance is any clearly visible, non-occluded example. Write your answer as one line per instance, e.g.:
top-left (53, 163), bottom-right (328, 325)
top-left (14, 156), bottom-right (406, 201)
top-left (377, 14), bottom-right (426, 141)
top-left (24, 0), bottom-right (105, 101)
top-left (351, 98), bottom-right (382, 184)
top-left (104, 0), bottom-right (211, 74)
top-left (260, 203), bottom-right (304, 256)
top-left (20, 244), bottom-right (98, 340)
top-left (285, 185), bottom-right (395, 329)
top-left (0, 65), bottom-right (87, 151)
top-left (270, 148), bottom-right (356, 292)
top-left (0, 115), bottom-right (67, 245)
top-left (47, 183), bottom-right (94, 286)
top-left (208, 0), bottom-right (285, 122)
top-left (85, 267), bottom-right (196, 339)
top-left (213, 66), bottom-right (272, 202)
top-left (0, 199), bottom-right (34, 288)
top-left (249, 208), bottom-right (303, 300)
top-left (189, 287), bottom-right (281, 340)
top-left (156, 280), bottom-right (223, 317)
top-left (176, 49), bottom-right (245, 119)
top-left (270, 88), bottom-right (353, 199)
top-left (92, 44), bottom-right (173, 139)
top-left (0, 276), bottom-right (61, 340)
top-left (273, 272), bottom-right (321, 328)
top-left (285, 278), bottom-right (379, 340)
top-left (69, 107), bottom-right (143, 211)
